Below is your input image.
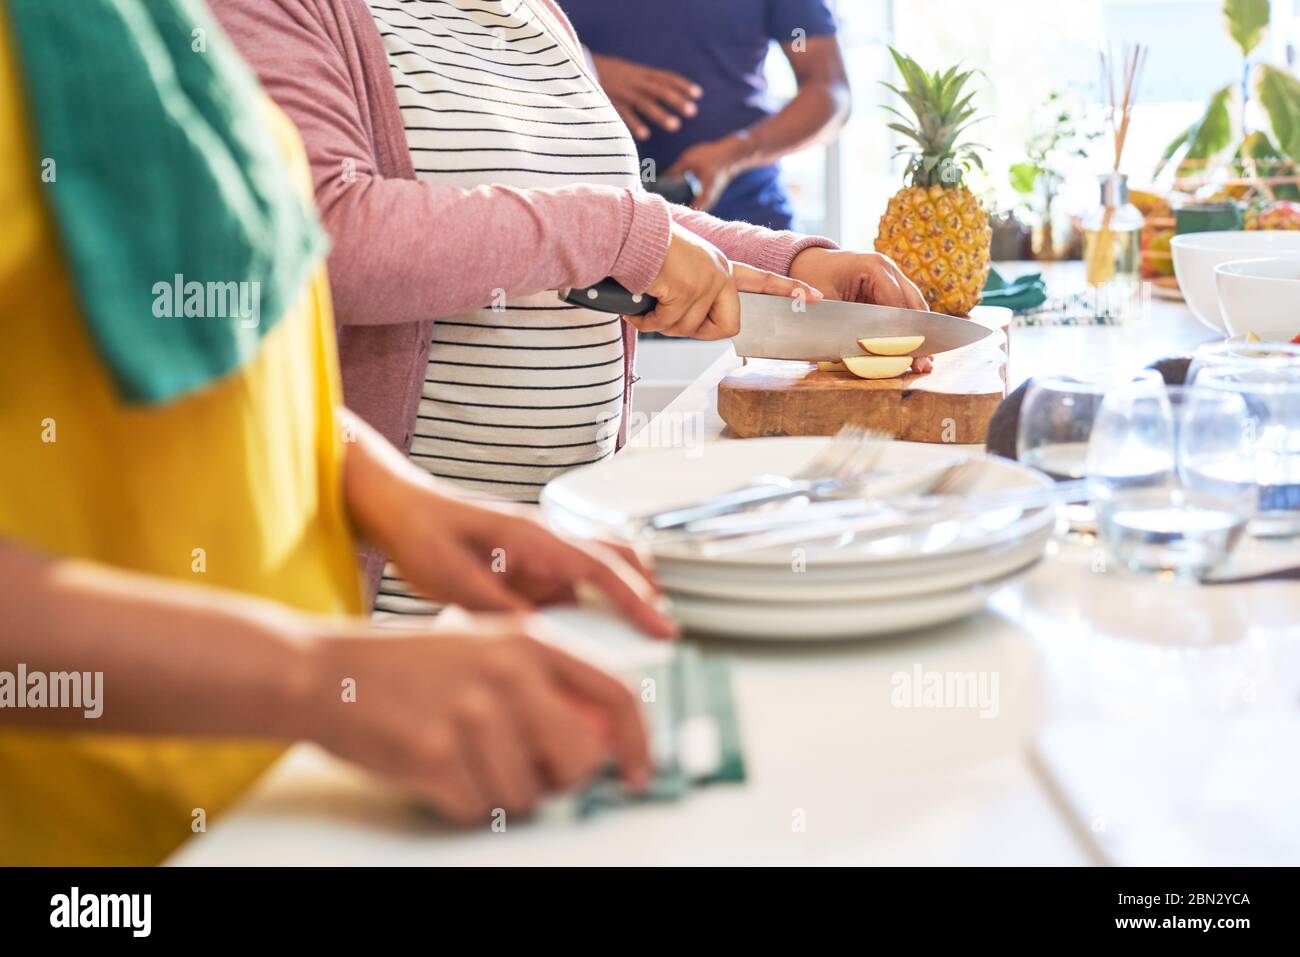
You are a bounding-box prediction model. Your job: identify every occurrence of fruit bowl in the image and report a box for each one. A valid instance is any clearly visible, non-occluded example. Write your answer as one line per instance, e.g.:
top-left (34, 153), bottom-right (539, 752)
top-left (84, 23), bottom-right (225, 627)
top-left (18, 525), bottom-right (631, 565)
top-left (1214, 257), bottom-right (1300, 343)
top-left (1171, 231), bottom-right (1300, 333)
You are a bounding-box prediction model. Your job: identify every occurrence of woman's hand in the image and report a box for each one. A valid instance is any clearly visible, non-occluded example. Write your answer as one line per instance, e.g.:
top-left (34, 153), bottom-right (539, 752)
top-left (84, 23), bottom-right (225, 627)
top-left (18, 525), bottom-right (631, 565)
top-left (340, 412), bottom-right (677, 639)
top-left (298, 611), bottom-right (651, 824)
top-left (789, 248), bottom-right (928, 310)
top-left (789, 248), bottom-right (934, 372)
top-left (633, 222), bottom-right (822, 340)
top-left (590, 53), bottom-right (701, 141)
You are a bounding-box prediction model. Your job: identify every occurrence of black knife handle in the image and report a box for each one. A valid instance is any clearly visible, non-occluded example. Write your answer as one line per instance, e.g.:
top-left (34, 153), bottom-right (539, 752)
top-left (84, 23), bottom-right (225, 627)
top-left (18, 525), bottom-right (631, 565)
top-left (563, 279), bottom-right (658, 316)
top-left (643, 171), bottom-right (701, 207)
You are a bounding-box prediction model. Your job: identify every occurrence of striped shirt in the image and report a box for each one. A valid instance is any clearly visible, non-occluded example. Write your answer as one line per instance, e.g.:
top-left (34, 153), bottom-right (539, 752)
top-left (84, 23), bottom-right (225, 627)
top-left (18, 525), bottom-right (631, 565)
top-left (365, 0), bottom-right (642, 616)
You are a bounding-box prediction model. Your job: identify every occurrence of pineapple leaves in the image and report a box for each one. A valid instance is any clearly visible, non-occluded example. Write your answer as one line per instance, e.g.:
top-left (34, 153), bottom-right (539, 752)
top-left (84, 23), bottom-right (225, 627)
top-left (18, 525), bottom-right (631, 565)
top-left (1155, 84), bottom-right (1234, 178)
top-left (880, 47), bottom-right (987, 188)
top-left (1223, 0), bottom-right (1270, 58)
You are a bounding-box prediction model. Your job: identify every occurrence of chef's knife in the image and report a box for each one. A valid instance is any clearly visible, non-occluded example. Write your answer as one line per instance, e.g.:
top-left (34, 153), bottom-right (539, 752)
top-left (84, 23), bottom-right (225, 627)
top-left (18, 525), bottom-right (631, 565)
top-left (562, 279), bottom-right (990, 359)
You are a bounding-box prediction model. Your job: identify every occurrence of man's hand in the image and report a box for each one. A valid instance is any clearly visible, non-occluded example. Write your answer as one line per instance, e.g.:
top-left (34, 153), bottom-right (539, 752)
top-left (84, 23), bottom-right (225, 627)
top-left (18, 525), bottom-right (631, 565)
top-left (339, 412), bottom-right (677, 638)
top-left (790, 248), bottom-right (934, 373)
top-left (590, 53), bottom-right (701, 141)
top-left (633, 222), bottom-right (822, 340)
top-left (664, 134), bottom-right (749, 211)
top-left (299, 612), bottom-right (651, 823)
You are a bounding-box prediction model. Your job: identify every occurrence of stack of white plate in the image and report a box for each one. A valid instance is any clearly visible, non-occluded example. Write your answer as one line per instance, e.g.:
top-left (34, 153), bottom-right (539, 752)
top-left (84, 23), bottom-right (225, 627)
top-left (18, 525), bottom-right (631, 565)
top-left (542, 437), bottom-right (1056, 641)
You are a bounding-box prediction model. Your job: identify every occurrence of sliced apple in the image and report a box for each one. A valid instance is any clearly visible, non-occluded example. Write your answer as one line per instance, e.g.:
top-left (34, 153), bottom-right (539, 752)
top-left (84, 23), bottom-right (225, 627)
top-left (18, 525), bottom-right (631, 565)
top-left (857, 335), bottom-right (925, 356)
top-left (841, 355), bottom-right (912, 380)
top-left (816, 360), bottom-right (847, 372)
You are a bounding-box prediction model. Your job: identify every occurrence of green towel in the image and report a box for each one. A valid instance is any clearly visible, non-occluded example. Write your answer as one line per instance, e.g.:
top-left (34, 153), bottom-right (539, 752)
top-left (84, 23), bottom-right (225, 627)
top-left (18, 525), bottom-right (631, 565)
top-left (6, 0), bottom-right (327, 404)
top-left (981, 266), bottom-right (1048, 313)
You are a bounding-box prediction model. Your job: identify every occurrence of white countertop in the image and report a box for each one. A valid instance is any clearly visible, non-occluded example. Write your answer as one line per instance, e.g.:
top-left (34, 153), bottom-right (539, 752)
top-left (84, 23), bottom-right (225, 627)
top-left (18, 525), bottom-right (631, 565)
top-left (170, 264), bottom-right (1300, 867)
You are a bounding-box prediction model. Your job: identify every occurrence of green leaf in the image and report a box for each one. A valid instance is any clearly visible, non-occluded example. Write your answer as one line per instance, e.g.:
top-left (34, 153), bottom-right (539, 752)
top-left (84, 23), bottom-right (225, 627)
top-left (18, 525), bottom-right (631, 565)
top-left (1256, 63), bottom-right (1300, 160)
top-left (1223, 0), bottom-right (1270, 57)
top-left (1155, 85), bottom-right (1235, 178)
top-left (1236, 129), bottom-right (1283, 160)
top-left (1009, 161), bottom-right (1041, 194)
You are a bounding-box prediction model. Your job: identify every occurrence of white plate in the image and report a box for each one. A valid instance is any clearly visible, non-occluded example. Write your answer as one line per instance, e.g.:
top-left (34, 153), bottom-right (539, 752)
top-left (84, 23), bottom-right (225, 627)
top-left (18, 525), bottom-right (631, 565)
top-left (542, 438), bottom-right (1054, 568)
top-left (648, 515), bottom-right (1052, 586)
top-left (653, 523), bottom-right (1052, 602)
top-left (655, 522), bottom-right (1050, 605)
top-left (667, 561), bottom-right (1041, 641)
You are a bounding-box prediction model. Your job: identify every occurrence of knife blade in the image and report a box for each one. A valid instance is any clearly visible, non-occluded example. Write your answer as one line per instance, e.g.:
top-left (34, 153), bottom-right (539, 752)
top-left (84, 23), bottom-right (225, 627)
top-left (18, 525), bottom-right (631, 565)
top-left (562, 279), bottom-right (991, 359)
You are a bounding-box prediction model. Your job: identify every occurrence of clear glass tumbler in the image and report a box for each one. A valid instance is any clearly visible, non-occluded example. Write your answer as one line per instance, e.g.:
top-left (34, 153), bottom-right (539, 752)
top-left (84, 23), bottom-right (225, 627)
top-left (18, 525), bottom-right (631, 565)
top-left (1087, 382), bottom-right (1256, 578)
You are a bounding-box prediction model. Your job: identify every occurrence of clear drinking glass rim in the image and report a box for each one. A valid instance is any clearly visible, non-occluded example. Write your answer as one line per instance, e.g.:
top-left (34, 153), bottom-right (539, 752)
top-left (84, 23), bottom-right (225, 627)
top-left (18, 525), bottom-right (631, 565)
top-left (1193, 338), bottom-right (1300, 367)
top-left (1028, 367), bottom-right (1162, 396)
top-left (1194, 363), bottom-right (1300, 396)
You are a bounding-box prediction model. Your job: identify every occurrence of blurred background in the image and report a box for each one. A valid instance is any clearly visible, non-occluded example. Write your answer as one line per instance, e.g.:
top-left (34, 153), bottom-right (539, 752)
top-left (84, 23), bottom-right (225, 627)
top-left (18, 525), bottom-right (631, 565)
top-left (631, 0), bottom-right (1300, 418)
top-left (632, 0), bottom-right (1300, 419)
top-left (780, 0), bottom-right (1300, 244)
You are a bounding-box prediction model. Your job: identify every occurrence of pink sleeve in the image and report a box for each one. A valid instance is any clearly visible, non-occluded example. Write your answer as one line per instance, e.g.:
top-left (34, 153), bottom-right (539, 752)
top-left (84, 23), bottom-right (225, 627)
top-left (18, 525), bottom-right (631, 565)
top-left (669, 207), bottom-right (839, 275)
top-left (212, 0), bottom-right (671, 326)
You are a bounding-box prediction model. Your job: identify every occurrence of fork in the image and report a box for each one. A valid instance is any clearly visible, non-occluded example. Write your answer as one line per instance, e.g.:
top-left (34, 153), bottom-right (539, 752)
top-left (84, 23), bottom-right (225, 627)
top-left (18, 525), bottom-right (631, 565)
top-left (691, 473), bottom-right (1087, 557)
top-left (640, 425), bottom-right (892, 532)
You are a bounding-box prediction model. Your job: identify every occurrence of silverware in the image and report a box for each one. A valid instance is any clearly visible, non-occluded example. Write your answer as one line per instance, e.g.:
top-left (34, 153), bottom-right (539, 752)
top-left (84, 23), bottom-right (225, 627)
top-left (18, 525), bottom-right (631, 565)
top-left (639, 425), bottom-right (891, 532)
top-left (690, 477), bottom-right (1087, 558)
top-left (667, 456), bottom-right (973, 538)
top-left (1201, 566), bottom-right (1300, 585)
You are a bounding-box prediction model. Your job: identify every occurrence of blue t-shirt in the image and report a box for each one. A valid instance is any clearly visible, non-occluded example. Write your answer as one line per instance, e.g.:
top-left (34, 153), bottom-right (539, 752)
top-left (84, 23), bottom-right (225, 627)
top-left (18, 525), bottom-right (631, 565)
top-left (563, 0), bottom-right (838, 230)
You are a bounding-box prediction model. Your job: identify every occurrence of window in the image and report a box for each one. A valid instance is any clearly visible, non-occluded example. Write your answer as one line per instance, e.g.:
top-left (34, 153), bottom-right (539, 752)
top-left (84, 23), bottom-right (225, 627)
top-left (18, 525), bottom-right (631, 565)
top-left (781, 0), bottom-right (1300, 246)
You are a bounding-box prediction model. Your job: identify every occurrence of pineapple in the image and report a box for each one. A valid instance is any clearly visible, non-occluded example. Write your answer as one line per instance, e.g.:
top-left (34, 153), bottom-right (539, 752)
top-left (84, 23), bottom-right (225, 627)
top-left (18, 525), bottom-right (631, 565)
top-left (874, 49), bottom-right (992, 316)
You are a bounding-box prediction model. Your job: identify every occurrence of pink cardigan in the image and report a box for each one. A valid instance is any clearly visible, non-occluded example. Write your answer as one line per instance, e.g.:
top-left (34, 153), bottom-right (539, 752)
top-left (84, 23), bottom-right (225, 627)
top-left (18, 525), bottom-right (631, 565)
top-left (210, 0), bottom-right (834, 595)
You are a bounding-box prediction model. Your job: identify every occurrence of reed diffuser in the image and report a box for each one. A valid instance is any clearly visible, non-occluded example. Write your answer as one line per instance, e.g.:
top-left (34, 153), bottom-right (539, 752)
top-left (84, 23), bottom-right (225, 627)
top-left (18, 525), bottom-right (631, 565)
top-left (1084, 44), bottom-right (1147, 295)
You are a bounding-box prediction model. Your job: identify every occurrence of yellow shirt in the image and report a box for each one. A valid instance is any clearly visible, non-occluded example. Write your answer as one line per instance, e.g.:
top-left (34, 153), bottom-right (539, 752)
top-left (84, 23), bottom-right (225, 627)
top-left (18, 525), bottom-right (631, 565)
top-left (0, 9), bottom-right (362, 864)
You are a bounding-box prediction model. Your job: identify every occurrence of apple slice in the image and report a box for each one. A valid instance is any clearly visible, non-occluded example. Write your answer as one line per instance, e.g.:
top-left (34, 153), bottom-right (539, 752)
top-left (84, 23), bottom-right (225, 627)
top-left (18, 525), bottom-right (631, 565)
top-left (816, 360), bottom-right (846, 372)
top-left (841, 355), bottom-right (912, 380)
top-left (857, 335), bottom-right (925, 356)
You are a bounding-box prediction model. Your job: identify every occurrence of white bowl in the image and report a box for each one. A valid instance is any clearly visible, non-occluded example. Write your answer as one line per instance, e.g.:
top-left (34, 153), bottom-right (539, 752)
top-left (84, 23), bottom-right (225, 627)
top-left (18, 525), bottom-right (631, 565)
top-left (1214, 257), bottom-right (1300, 342)
top-left (1171, 231), bottom-right (1300, 332)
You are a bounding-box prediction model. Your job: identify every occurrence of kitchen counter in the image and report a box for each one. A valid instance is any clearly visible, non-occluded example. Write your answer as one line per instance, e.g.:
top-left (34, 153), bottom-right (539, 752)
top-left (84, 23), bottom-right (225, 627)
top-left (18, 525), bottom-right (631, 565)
top-left (169, 263), bottom-right (1300, 866)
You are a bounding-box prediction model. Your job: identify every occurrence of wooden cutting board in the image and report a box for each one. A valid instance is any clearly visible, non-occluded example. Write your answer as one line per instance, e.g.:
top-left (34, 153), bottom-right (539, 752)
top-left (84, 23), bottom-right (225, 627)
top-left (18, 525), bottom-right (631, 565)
top-left (717, 306), bottom-right (1012, 444)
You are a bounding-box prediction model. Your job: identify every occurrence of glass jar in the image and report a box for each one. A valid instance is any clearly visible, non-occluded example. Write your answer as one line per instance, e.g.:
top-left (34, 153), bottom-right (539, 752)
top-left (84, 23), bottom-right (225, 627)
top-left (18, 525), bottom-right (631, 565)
top-left (1083, 174), bottom-right (1144, 306)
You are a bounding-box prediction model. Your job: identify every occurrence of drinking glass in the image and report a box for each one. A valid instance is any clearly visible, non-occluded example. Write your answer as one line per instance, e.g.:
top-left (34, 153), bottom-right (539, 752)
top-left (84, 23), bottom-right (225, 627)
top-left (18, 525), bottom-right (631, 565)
top-left (1195, 364), bottom-right (1300, 538)
top-left (1187, 339), bottom-right (1300, 386)
top-left (1087, 382), bottom-right (1256, 578)
top-left (1017, 368), bottom-right (1162, 533)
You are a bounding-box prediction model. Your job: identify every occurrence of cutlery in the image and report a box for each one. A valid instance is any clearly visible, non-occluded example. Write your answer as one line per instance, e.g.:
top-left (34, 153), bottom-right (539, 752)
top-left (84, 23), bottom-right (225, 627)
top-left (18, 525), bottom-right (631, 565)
top-left (638, 425), bottom-right (890, 532)
top-left (690, 477), bottom-right (1087, 558)
top-left (664, 456), bottom-right (974, 538)
top-left (562, 279), bottom-right (992, 359)
top-left (1200, 565), bottom-right (1300, 585)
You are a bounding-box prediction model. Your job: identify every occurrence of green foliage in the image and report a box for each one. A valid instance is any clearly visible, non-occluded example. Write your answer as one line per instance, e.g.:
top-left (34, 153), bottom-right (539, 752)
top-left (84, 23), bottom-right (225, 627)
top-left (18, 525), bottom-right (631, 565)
top-left (1009, 90), bottom-right (1101, 198)
top-left (1223, 0), bottom-right (1270, 58)
top-left (1009, 161), bottom-right (1040, 195)
top-left (1256, 64), bottom-right (1300, 160)
top-left (881, 47), bottom-right (986, 189)
top-left (1156, 85), bottom-right (1234, 178)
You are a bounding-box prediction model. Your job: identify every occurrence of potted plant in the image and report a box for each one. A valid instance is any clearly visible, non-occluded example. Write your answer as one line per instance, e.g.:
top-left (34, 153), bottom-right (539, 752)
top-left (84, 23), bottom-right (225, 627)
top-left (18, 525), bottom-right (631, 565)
top-left (1157, 0), bottom-right (1300, 208)
top-left (1009, 90), bottom-right (1102, 260)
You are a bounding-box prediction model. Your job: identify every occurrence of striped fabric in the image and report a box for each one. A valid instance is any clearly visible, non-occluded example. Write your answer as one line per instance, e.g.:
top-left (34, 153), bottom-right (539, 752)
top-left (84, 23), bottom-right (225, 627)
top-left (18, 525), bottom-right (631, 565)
top-left (366, 0), bottom-right (642, 617)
